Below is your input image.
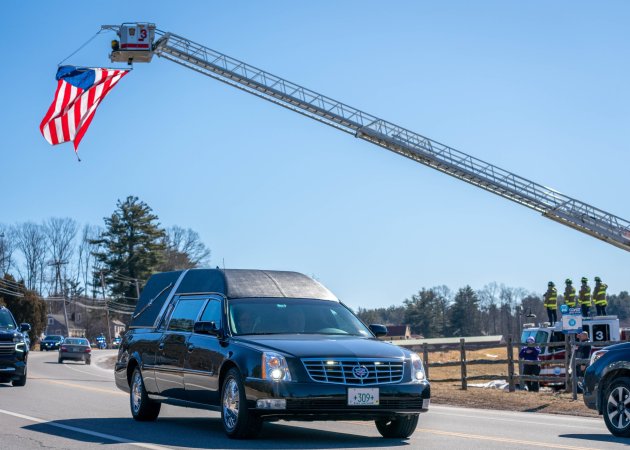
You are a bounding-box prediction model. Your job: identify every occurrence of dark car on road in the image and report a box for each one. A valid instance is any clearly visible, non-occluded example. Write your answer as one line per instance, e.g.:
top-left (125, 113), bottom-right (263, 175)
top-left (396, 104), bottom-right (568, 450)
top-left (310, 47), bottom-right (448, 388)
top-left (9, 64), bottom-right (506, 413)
top-left (41, 335), bottom-right (64, 351)
top-left (58, 337), bottom-right (92, 365)
top-left (583, 341), bottom-right (630, 437)
top-left (115, 269), bottom-right (430, 439)
top-left (0, 306), bottom-right (30, 386)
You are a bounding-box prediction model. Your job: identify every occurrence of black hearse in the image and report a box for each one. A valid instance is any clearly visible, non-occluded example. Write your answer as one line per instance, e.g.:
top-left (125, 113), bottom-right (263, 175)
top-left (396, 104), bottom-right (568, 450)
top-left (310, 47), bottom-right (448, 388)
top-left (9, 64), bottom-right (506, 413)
top-left (115, 269), bottom-right (429, 439)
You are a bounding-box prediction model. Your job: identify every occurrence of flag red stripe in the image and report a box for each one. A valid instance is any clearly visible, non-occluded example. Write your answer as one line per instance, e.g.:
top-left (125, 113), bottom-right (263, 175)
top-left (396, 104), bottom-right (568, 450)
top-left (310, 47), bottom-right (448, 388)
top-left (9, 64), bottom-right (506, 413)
top-left (74, 87), bottom-right (82, 138)
top-left (60, 82), bottom-right (72, 142)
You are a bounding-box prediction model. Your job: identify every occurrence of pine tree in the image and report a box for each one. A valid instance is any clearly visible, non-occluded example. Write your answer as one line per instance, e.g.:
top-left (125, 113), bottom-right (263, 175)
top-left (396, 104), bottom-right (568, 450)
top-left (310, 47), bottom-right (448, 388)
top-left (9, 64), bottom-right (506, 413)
top-left (91, 196), bottom-right (166, 303)
top-left (0, 274), bottom-right (47, 346)
top-left (448, 285), bottom-right (481, 337)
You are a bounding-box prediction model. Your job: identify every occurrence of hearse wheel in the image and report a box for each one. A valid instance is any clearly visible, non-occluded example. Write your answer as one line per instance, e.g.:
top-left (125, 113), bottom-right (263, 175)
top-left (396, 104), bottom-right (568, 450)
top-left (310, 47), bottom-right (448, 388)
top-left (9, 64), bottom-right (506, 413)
top-left (221, 367), bottom-right (262, 439)
top-left (130, 368), bottom-right (161, 421)
top-left (375, 414), bottom-right (419, 438)
top-left (603, 377), bottom-right (630, 437)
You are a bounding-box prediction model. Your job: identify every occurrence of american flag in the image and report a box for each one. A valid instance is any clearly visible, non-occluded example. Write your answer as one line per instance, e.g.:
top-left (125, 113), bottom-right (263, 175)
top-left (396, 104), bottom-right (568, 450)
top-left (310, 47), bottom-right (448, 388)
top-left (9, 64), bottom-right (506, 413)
top-left (40, 66), bottom-right (129, 152)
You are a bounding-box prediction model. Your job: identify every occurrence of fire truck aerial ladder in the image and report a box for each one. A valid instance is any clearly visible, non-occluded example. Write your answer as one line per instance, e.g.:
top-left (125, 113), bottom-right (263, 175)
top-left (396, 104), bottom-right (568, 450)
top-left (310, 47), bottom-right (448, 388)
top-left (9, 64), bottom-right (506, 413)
top-left (103, 23), bottom-right (630, 252)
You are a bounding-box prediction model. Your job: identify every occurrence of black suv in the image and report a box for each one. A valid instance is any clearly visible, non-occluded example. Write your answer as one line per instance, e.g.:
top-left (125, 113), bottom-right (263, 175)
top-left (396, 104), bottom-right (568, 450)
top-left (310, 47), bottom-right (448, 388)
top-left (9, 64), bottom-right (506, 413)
top-left (40, 335), bottom-right (64, 351)
top-left (583, 341), bottom-right (630, 437)
top-left (0, 306), bottom-right (31, 386)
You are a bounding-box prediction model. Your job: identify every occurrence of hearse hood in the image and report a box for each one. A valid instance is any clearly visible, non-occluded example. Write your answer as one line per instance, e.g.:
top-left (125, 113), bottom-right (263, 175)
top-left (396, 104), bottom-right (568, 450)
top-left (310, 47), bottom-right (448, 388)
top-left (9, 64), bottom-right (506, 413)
top-left (236, 335), bottom-right (408, 359)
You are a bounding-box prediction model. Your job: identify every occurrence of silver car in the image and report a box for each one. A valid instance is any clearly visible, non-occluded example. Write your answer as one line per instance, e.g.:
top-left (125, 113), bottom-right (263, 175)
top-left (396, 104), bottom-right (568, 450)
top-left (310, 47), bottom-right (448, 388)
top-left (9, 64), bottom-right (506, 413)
top-left (58, 337), bottom-right (91, 365)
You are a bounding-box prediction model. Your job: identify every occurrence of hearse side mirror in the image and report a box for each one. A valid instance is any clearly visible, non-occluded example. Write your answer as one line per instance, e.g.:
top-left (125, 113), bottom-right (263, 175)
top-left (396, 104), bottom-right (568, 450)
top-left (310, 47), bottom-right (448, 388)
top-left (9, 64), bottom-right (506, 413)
top-left (369, 324), bottom-right (388, 337)
top-left (194, 321), bottom-right (223, 338)
top-left (20, 323), bottom-right (31, 333)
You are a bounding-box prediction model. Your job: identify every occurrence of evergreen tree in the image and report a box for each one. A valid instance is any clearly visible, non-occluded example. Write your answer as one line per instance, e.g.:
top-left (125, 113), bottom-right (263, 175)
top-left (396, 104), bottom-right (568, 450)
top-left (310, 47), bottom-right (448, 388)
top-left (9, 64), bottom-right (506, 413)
top-left (0, 274), bottom-right (47, 347)
top-left (405, 289), bottom-right (441, 338)
top-left (91, 196), bottom-right (166, 303)
top-left (608, 291), bottom-right (630, 322)
top-left (448, 285), bottom-right (481, 336)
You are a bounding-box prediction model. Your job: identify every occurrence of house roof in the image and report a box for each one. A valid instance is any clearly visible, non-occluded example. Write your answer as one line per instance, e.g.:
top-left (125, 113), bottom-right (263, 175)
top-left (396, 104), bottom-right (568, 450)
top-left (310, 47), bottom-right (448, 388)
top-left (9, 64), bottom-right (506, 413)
top-left (386, 325), bottom-right (410, 336)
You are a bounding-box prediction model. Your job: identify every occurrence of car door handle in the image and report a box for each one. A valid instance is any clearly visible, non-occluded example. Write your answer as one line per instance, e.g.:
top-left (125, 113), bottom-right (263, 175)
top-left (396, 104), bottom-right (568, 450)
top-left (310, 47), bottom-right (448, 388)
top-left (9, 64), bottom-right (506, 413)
top-left (158, 343), bottom-right (165, 350)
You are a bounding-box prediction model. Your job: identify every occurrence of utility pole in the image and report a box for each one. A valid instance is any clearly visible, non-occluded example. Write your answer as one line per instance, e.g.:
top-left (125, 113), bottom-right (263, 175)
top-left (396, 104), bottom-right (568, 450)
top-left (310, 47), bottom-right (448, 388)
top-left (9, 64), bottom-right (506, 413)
top-left (100, 271), bottom-right (112, 347)
top-left (0, 232), bottom-right (5, 274)
top-left (48, 259), bottom-right (69, 336)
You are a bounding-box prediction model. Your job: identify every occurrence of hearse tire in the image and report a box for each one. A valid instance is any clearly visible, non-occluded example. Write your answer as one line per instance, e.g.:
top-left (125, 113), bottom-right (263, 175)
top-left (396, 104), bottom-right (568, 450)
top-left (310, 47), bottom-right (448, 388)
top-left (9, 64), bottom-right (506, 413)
top-left (130, 368), bottom-right (161, 421)
top-left (375, 414), bottom-right (419, 438)
top-left (221, 367), bottom-right (262, 439)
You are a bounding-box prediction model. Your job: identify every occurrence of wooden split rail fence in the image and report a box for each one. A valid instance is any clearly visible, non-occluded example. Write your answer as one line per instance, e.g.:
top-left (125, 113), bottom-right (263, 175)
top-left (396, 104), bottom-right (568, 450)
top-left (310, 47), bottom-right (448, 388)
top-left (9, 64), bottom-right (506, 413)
top-left (416, 337), bottom-right (623, 399)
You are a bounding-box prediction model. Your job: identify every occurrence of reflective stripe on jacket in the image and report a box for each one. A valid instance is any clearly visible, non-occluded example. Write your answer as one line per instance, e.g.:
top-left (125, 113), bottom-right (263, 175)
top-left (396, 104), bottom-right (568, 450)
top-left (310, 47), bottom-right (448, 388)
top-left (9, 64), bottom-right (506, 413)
top-left (544, 287), bottom-right (557, 308)
top-left (579, 285), bottom-right (591, 305)
top-left (564, 285), bottom-right (577, 307)
top-left (593, 283), bottom-right (608, 306)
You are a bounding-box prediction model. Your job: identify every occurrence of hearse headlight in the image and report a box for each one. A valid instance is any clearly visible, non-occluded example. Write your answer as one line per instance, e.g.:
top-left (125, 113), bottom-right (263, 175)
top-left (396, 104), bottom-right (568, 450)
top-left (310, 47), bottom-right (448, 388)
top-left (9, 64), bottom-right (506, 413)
top-left (411, 353), bottom-right (426, 381)
top-left (262, 352), bottom-right (292, 382)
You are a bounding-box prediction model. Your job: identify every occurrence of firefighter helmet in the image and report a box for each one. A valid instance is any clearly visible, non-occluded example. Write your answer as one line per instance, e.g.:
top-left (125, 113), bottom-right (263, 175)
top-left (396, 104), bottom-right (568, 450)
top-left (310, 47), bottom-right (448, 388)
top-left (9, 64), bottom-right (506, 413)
top-left (565, 278), bottom-right (572, 284)
top-left (594, 276), bottom-right (601, 282)
top-left (548, 281), bottom-right (554, 287)
top-left (581, 277), bottom-right (588, 283)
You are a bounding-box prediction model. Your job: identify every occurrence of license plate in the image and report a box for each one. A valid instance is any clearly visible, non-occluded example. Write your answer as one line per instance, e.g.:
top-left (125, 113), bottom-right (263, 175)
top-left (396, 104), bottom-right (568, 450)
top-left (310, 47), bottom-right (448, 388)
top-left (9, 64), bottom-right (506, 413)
top-left (348, 388), bottom-right (379, 406)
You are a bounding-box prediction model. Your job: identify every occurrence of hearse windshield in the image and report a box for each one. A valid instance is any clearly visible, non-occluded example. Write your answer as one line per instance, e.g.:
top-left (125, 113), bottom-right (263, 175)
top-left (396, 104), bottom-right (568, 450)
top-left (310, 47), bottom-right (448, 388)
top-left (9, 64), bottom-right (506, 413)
top-left (228, 298), bottom-right (372, 337)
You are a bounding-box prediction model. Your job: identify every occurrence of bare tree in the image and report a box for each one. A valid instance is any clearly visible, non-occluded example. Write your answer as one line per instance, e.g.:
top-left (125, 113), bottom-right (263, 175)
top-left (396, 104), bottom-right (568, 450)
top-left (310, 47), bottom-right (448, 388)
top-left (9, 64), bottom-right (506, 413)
top-left (0, 224), bottom-right (16, 275)
top-left (15, 222), bottom-right (48, 292)
top-left (499, 285), bottom-right (527, 339)
top-left (159, 226), bottom-right (211, 271)
top-left (44, 217), bottom-right (78, 296)
top-left (478, 282), bottom-right (500, 335)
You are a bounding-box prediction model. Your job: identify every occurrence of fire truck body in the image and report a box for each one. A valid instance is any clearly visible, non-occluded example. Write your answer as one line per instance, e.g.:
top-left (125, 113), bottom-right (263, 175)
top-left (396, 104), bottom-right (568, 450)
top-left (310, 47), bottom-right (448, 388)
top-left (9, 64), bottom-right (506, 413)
top-left (521, 316), bottom-right (623, 387)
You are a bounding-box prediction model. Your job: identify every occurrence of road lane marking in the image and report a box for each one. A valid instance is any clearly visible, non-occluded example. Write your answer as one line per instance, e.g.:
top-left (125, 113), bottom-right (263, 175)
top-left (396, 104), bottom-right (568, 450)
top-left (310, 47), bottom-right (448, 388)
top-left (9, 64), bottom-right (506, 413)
top-left (0, 408), bottom-right (172, 450)
top-left (418, 428), bottom-right (601, 450)
top-left (341, 420), bottom-right (601, 449)
top-left (29, 378), bottom-right (127, 396)
top-left (61, 362), bottom-right (114, 379)
top-left (429, 410), bottom-right (604, 431)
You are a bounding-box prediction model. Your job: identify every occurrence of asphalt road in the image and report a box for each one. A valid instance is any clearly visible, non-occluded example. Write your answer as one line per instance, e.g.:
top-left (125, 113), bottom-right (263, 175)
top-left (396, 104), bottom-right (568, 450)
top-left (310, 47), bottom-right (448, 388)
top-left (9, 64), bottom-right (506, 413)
top-left (0, 350), bottom-right (627, 450)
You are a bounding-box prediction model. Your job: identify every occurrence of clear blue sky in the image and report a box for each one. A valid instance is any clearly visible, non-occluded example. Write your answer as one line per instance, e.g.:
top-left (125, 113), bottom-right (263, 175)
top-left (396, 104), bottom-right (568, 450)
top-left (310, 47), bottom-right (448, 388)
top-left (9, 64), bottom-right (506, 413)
top-left (3, 1), bottom-right (629, 311)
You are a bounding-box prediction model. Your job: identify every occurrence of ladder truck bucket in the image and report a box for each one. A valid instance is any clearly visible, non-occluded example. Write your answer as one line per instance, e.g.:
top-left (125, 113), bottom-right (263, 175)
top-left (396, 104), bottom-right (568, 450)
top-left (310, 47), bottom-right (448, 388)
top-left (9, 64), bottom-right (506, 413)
top-left (109, 23), bottom-right (155, 64)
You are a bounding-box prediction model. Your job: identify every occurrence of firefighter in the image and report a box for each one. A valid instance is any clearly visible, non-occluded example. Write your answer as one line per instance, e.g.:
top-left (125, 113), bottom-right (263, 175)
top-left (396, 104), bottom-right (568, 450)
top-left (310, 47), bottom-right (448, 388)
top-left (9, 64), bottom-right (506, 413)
top-left (593, 276), bottom-right (608, 316)
top-left (579, 277), bottom-right (592, 318)
top-left (564, 278), bottom-right (577, 308)
top-left (543, 281), bottom-right (558, 325)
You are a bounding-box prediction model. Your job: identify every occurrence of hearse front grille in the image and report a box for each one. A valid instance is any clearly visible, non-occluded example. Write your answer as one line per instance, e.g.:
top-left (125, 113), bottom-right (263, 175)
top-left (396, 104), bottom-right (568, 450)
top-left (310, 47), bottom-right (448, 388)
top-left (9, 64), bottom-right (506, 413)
top-left (301, 358), bottom-right (404, 385)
